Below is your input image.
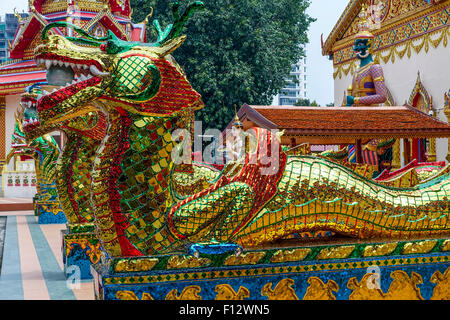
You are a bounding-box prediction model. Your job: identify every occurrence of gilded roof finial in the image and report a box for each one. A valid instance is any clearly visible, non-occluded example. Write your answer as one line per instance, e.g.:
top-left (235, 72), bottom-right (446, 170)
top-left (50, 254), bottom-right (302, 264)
top-left (13, 7), bottom-right (22, 23)
top-left (233, 104), bottom-right (243, 128)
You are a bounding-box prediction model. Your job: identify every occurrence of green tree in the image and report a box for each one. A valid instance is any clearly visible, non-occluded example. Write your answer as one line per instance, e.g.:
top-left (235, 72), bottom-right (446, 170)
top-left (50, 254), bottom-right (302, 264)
top-left (293, 99), bottom-right (318, 106)
top-left (294, 98), bottom-right (311, 106)
top-left (130, 0), bottom-right (315, 129)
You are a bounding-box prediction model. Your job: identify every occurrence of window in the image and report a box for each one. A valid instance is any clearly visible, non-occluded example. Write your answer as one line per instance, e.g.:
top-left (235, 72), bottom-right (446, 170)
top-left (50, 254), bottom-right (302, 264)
top-left (286, 82), bottom-right (296, 89)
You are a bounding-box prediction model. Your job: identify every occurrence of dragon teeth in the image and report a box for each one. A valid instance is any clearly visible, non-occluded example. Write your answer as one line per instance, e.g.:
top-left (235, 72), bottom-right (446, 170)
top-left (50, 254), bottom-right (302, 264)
top-left (90, 64), bottom-right (109, 77)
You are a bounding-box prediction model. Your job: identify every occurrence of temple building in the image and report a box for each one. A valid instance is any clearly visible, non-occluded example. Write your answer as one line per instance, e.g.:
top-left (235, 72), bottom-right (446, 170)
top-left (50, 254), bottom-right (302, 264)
top-left (322, 0), bottom-right (450, 165)
top-left (0, 0), bottom-right (148, 196)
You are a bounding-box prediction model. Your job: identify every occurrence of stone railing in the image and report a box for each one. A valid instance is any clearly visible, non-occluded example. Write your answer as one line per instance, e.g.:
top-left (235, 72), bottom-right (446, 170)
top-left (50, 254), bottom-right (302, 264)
top-left (1, 170), bottom-right (37, 198)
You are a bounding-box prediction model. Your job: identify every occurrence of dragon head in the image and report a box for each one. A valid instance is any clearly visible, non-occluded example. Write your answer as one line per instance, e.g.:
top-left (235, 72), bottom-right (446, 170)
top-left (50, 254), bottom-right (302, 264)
top-left (34, 1), bottom-right (205, 127)
top-left (7, 107), bottom-right (58, 165)
top-left (21, 83), bottom-right (105, 142)
top-left (21, 84), bottom-right (59, 141)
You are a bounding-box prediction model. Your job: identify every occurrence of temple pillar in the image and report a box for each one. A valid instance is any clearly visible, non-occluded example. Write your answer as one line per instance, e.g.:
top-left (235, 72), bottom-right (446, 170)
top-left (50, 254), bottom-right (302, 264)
top-left (0, 97), bottom-right (5, 169)
top-left (427, 110), bottom-right (437, 162)
top-left (403, 138), bottom-right (411, 164)
top-left (0, 97), bottom-right (5, 197)
top-left (355, 139), bottom-right (362, 163)
top-left (445, 91), bottom-right (450, 162)
top-left (392, 139), bottom-right (401, 168)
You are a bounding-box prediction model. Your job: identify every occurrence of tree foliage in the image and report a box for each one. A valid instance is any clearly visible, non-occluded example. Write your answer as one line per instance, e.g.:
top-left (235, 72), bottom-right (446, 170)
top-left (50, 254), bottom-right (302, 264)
top-left (130, 0), bottom-right (315, 129)
top-left (294, 98), bottom-right (319, 107)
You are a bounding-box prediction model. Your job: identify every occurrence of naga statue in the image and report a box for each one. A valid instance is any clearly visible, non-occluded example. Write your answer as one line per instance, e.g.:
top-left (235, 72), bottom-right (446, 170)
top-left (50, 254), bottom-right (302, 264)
top-left (7, 101), bottom-right (63, 222)
top-left (33, 2), bottom-right (449, 258)
top-left (21, 82), bottom-right (106, 275)
top-left (21, 82), bottom-right (107, 229)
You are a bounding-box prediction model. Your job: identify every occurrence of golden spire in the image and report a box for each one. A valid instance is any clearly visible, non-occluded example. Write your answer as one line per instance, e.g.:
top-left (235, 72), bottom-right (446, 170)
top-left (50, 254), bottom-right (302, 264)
top-left (233, 104), bottom-right (243, 128)
top-left (13, 8), bottom-right (22, 23)
top-left (356, 3), bottom-right (375, 40)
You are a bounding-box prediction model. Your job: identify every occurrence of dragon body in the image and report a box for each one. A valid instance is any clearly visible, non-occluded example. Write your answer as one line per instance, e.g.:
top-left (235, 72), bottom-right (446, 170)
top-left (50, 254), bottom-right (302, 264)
top-left (33, 4), bottom-right (449, 258)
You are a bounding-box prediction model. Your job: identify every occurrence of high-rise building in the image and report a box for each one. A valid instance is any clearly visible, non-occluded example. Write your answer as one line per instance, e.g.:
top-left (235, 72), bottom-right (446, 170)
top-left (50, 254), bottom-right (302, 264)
top-left (272, 48), bottom-right (308, 106)
top-left (0, 13), bottom-right (29, 64)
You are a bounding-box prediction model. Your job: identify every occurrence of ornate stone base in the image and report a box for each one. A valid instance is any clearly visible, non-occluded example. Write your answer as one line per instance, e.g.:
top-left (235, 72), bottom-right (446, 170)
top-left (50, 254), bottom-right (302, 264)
top-left (62, 223), bottom-right (100, 280)
top-left (35, 200), bottom-right (67, 224)
top-left (91, 237), bottom-right (450, 300)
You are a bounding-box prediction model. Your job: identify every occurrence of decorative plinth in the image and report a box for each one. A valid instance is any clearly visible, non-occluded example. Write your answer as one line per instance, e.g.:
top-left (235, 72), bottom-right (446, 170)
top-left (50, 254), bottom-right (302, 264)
top-left (62, 223), bottom-right (100, 280)
top-left (91, 238), bottom-right (450, 300)
top-left (36, 201), bottom-right (66, 224)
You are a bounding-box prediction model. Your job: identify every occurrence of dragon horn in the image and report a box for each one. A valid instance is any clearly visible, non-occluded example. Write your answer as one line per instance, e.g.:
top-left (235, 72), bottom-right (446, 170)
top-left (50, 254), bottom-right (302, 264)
top-left (153, 1), bottom-right (204, 46)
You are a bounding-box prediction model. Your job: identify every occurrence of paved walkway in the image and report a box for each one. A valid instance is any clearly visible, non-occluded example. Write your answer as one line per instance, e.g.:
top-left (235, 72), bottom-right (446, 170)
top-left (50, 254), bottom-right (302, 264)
top-left (0, 212), bottom-right (94, 300)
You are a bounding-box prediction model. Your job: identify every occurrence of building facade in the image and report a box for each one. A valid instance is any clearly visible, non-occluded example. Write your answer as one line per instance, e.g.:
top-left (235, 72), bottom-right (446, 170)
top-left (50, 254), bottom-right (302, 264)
top-left (0, 13), bottom-right (29, 64)
top-left (272, 48), bottom-right (308, 106)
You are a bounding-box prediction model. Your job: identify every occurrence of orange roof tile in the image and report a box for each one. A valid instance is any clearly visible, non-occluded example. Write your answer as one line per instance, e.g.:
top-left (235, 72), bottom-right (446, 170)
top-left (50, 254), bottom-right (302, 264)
top-left (229, 104), bottom-right (450, 139)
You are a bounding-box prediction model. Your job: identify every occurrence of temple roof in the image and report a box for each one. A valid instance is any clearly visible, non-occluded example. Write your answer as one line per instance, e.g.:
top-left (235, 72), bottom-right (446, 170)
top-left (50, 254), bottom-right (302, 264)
top-left (0, 60), bottom-right (45, 95)
top-left (31, 0), bottom-right (131, 17)
top-left (229, 104), bottom-right (450, 139)
top-left (322, 0), bottom-right (446, 56)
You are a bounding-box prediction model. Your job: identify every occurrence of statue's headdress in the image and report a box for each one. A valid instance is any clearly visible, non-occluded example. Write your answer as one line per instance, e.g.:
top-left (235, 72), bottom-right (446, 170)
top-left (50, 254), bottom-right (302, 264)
top-left (355, 4), bottom-right (375, 41)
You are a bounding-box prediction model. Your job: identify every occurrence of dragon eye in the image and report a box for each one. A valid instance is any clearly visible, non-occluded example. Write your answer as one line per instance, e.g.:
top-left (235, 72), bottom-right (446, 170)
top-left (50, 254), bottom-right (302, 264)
top-left (111, 56), bottom-right (161, 102)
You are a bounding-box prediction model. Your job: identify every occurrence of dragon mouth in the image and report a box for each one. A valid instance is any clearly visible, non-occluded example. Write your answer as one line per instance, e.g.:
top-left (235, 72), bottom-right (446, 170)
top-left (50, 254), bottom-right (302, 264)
top-left (35, 53), bottom-right (106, 113)
top-left (21, 97), bottom-right (40, 133)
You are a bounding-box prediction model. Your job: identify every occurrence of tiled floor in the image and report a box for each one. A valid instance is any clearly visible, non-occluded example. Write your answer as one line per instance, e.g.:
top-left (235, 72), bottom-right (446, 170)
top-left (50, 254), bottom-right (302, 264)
top-left (0, 211), bottom-right (94, 300)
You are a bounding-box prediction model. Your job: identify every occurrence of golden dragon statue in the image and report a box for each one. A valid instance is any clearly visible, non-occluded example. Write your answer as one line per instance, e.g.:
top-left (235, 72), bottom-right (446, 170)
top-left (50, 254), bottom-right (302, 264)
top-left (32, 2), bottom-right (449, 258)
top-left (21, 83), bottom-right (106, 228)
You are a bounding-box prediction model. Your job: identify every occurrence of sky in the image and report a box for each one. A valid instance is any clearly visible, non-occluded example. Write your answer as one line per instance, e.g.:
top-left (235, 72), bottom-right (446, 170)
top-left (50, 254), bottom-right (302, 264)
top-left (0, 0), bottom-right (349, 105)
top-left (305, 0), bottom-right (349, 105)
